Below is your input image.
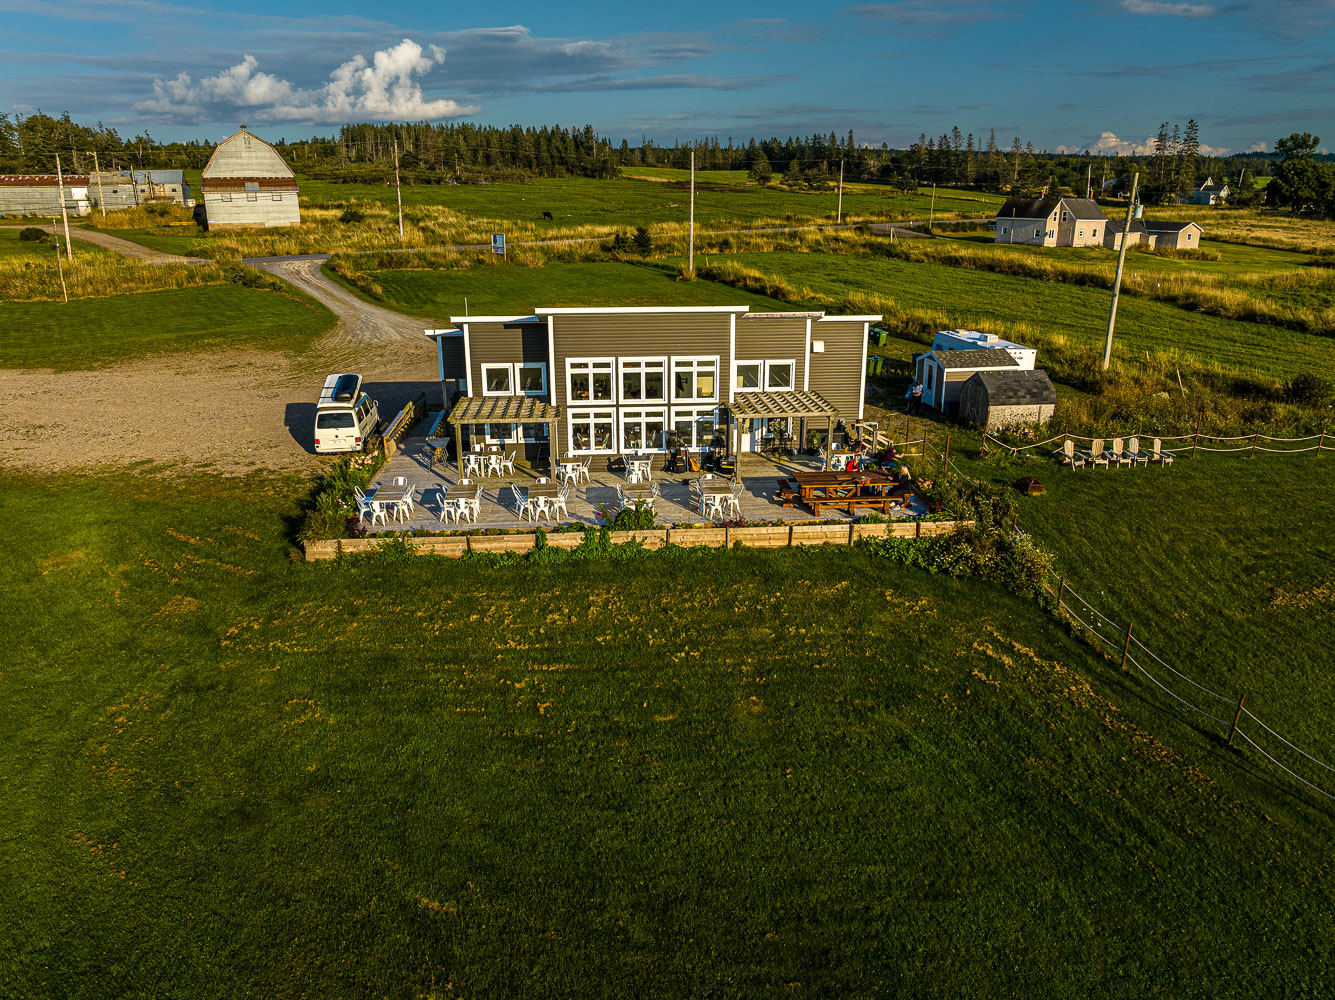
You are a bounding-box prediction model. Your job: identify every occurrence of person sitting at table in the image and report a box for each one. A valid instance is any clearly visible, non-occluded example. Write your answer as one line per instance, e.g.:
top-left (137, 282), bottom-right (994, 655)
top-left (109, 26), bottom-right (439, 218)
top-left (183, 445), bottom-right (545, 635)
top-left (845, 437), bottom-right (869, 470)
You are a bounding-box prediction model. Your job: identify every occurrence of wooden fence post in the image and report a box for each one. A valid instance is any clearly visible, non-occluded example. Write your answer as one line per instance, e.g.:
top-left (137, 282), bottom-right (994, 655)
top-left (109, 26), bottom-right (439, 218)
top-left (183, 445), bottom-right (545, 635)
top-left (980, 433), bottom-right (988, 457)
top-left (1192, 415), bottom-right (1201, 459)
top-left (905, 413), bottom-right (910, 445)
top-left (1250, 432), bottom-right (1258, 459)
top-left (1228, 692), bottom-right (1246, 747)
top-left (943, 434), bottom-right (951, 477)
top-left (1318, 424), bottom-right (1326, 457)
top-left (1120, 621), bottom-right (1134, 671)
top-left (1055, 576), bottom-right (1066, 613)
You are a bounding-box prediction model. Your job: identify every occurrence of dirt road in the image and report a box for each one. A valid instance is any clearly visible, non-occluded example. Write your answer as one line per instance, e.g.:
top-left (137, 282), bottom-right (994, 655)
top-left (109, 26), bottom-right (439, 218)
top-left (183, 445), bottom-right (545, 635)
top-left (1, 252), bottom-right (438, 476)
top-left (0, 223), bottom-right (207, 264)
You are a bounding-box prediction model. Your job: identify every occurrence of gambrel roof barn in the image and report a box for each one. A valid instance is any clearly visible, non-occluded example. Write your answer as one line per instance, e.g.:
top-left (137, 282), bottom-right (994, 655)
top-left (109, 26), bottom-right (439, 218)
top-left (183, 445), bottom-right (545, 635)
top-left (200, 127), bottom-right (300, 230)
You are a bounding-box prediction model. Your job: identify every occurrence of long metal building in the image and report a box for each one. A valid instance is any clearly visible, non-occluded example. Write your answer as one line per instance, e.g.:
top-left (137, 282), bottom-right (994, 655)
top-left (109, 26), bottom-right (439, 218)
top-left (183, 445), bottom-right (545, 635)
top-left (200, 127), bottom-right (300, 230)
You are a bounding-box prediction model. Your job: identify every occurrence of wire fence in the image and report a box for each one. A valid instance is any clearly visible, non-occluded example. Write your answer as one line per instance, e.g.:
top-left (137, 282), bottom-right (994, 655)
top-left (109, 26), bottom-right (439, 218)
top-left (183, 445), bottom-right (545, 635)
top-left (1045, 572), bottom-right (1335, 803)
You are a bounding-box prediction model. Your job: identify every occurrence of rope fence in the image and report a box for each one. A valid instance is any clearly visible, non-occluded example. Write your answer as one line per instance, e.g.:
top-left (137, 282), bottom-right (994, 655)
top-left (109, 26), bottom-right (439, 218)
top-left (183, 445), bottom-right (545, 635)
top-left (984, 423), bottom-right (1328, 459)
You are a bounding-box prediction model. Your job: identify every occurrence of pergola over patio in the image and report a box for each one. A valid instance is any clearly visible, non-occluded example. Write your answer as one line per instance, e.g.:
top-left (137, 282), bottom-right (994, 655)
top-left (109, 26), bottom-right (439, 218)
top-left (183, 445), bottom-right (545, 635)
top-left (727, 390), bottom-right (840, 467)
top-left (446, 395), bottom-right (563, 474)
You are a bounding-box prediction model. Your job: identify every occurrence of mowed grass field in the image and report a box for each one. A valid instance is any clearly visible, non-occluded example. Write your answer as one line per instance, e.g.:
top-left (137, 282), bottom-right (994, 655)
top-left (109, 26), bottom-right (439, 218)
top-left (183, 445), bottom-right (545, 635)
top-left (0, 283), bottom-right (335, 369)
top-left (948, 233), bottom-right (1314, 277)
top-left (716, 250), bottom-right (1335, 379)
top-left (3, 469), bottom-right (1333, 997)
top-left (336, 260), bottom-right (794, 317)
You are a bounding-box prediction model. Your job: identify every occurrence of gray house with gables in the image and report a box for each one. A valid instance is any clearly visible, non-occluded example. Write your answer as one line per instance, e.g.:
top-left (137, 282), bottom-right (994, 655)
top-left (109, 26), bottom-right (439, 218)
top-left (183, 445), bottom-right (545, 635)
top-left (425, 304), bottom-right (879, 468)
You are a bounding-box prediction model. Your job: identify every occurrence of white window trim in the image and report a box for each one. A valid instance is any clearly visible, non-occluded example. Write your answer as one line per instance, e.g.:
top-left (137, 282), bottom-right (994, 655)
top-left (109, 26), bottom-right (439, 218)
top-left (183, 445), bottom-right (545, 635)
top-left (670, 406), bottom-right (720, 449)
top-left (516, 361), bottom-right (548, 397)
top-left (618, 356), bottom-right (668, 404)
top-left (480, 363), bottom-right (514, 397)
top-left (566, 357), bottom-right (617, 405)
top-left (671, 355), bottom-right (720, 403)
top-left (734, 359), bottom-right (763, 393)
top-left (765, 359), bottom-right (796, 392)
top-left (620, 407), bottom-right (669, 453)
top-left (567, 407), bottom-right (617, 455)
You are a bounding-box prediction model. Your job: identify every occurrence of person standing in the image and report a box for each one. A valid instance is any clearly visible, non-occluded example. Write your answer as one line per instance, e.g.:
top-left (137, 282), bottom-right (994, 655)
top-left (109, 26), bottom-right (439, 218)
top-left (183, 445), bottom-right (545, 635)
top-left (907, 379), bottom-right (924, 414)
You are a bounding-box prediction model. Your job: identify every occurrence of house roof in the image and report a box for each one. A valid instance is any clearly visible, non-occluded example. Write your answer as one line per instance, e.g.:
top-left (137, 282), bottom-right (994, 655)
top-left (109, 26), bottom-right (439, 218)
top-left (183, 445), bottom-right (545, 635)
top-left (996, 195), bottom-right (1106, 221)
top-left (1105, 218), bottom-right (1149, 235)
top-left (929, 349), bottom-right (1020, 370)
top-left (1141, 220), bottom-right (1203, 233)
top-left (966, 369), bottom-right (1057, 406)
top-left (1200, 184), bottom-right (1227, 193)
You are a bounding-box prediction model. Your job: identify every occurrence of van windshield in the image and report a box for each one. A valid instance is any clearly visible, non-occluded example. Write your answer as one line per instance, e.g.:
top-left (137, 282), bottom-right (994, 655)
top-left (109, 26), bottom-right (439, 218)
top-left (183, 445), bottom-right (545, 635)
top-left (316, 412), bottom-right (356, 429)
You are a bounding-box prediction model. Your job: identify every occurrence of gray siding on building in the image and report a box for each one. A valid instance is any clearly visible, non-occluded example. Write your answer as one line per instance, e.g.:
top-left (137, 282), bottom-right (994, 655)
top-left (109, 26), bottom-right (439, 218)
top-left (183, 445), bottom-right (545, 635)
top-left (464, 322), bottom-right (550, 395)
top-left (735, 317), bottom-right (808, 391)
top-left (549, 313), bottom-right (732, 410)
top-left (806, 319), bottom-right (865, 421)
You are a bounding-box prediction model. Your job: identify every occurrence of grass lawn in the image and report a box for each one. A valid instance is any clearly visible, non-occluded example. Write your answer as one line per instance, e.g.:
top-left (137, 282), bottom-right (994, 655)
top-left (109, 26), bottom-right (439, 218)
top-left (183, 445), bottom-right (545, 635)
top-left (946, 234), bottom-right (1313, 277)
top-left (719, 250), bottom-right (1335, 380)
top-left (342, 260), bottom-right (796, 316)
top-left (0, 228), bottom-right (61, 258)
top-left (2, 470), bottom-right (1333, 997)
top-left (951, 446), bottom-right (1335, 750)
top-left (89, 225), bottom-right (208, 257)
top-left (0, 284), bottom-right (335, 370)
top-left (296, 176), bottom-right (1002, 228)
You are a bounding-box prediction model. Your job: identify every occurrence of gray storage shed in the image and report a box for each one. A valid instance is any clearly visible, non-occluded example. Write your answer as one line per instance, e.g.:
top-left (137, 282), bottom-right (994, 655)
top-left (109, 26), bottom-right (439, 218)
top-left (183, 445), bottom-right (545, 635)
top-left (959, 369), bottom-right (1057, 430)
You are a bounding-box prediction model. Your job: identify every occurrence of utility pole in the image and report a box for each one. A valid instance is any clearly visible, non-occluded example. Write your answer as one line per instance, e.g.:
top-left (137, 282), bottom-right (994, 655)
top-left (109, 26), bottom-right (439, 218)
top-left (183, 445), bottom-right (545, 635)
top-left (52, 218), bottom-right (69, 303)
top-left (393, 138), bottom-right (404, 241)
top-left (54, 154), bottom-right (73, 261)
top-left (1086, 162), bottom-right (1092, 199)
top-left (837, 159), bottom-right (844, 223)
top-left (1102, 171), bottom-right (1138, 371)
top-left (92, 150), bottom-right (106, 220)
top-left (688, 148), bottom-right (695, 275)
top-left (928, 182), bottom-right (936, 229)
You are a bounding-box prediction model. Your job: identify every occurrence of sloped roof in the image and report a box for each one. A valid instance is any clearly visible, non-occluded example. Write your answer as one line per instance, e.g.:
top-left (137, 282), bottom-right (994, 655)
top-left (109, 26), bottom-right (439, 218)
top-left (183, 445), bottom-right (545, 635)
top-left (996, 195), bottom-right (1106, 221)
top-left (929, 349), bottom-right (1020, 370)
top-left (966, 369), bottom-right (1057, 406)
top-left (1141, 220), bottom-right (1202, 233)
top-left (203, 127), bottom-right (295, 180)
top-left (1105, 218), bottom-right (1149, 235)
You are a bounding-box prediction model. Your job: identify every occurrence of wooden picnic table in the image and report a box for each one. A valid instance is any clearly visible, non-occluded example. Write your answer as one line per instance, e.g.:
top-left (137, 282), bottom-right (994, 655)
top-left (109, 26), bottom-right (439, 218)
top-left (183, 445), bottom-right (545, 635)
top-left (791, 471), bottom-right (902, 515)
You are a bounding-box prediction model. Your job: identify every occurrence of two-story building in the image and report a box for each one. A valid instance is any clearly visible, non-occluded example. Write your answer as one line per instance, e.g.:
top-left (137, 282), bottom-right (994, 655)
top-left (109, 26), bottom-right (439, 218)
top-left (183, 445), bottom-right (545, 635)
top-left (426, 304), bottom-right (879, 469)
top-left (994, 196), bottom-right (1108, 247)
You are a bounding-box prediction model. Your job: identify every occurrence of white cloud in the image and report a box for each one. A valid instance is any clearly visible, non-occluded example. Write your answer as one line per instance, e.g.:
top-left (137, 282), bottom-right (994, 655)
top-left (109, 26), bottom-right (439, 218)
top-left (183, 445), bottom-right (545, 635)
top-left (1121, 0), bottom-right (1215, 16)
top-left (1056, 131), bottom-right (1233, 156)
top-left (135, 39), bottom-right (479, 124)
top-left (1056, 131), bottom-right (1156, 155)
top-left (1246, 141), bottom-right (1268, 152)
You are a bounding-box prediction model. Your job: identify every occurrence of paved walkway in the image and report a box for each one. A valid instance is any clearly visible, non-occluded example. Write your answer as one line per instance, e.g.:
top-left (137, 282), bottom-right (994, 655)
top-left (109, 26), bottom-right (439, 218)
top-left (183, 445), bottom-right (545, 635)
top-left (366, 432), bottom-right (926, 531)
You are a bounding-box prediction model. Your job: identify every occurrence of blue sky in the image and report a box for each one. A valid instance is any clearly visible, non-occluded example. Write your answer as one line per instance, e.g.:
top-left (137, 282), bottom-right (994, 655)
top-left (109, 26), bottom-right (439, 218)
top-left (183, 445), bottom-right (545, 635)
top-left (5, 0), bottom-right (1335, 154)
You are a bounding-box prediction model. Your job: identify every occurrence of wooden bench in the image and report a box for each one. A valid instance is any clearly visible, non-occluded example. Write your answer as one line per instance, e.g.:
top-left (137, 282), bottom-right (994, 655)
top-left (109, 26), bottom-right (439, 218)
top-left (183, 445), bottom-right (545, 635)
top-left (775, 479), bottom-right (800, 507)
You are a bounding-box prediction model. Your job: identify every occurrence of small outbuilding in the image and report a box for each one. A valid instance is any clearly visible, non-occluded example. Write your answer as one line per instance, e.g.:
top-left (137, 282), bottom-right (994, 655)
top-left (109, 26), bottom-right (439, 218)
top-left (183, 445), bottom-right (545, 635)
top-left (914, 348), bottom-right (1020, 415)
top-left (200, 126), bottom-right (300, 230)
top-left (958, 369), bottom-right (1057, 430)
top-left (1141, 220), bottom-right (1204, 250)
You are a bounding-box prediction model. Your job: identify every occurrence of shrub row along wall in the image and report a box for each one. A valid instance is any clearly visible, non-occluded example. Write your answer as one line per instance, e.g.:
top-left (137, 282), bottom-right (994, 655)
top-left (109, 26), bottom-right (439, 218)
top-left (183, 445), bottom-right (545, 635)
top-left (302, 519), bottom-right (970, 561)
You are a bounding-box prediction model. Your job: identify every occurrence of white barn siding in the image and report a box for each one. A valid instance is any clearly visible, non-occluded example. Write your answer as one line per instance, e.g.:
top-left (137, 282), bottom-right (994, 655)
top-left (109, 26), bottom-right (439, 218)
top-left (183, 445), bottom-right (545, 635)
top-left (201, 128), bottom-right (300, 229)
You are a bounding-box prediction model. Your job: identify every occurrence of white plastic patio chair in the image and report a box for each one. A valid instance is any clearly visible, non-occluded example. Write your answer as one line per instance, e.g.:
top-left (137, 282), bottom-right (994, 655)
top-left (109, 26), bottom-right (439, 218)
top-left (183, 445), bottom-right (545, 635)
top-left (551, 485), bottom-right (570, 520)
top-left (578, 457), bottom-right (592, 484)
top-left (462, 453), bottom-right (485, 477)
top-left (354, 486), bottom-right (385, 526)
top-left (501, 450), bottom-right (517, 476)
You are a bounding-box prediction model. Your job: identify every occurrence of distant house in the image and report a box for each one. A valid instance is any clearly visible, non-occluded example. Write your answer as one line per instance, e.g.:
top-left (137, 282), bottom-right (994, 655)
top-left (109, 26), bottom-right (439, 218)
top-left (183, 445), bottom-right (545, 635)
top-left (1102, 218), bottom-right (1156, 250)
top-left (913, 348), bottom-right (1020, 415)
top-left (1189, 177), bottom-right (1230, 205)
top-left (1141, 220), bottom-right (1204, 250)
top-left (994, 196), bottom-right (1108, 247)
top-left (200, 127), bottom-right (300, 230)
top-left (958, 369), bottom-right (1057, 430)
top-left (0, 174), bottom-right (91, 217)
top-left (128, 169), bottom-right (192, 206)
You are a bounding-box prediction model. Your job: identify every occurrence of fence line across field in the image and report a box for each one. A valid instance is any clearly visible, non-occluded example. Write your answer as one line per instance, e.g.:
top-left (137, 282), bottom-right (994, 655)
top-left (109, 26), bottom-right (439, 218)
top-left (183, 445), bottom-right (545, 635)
top-left (983, 428), bottom-right (1327, 454)
top-left (1043, 569), bottom-right (1335, 803)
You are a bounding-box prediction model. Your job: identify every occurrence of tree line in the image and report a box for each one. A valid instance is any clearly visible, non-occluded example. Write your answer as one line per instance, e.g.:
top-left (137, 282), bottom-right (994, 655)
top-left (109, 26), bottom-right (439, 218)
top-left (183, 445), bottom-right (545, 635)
top-left (4, 110), bottom-right (1318, 214)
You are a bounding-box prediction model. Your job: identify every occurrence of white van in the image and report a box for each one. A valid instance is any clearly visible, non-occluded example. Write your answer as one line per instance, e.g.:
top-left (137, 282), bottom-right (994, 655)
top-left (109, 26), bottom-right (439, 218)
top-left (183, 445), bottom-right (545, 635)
top-left (314, 373), bottom-right (381, 454)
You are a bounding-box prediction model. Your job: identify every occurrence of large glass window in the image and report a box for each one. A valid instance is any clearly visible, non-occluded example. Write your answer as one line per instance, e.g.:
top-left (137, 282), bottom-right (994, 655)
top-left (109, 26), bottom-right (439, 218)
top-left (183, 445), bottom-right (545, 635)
top-left (766, 361), bottom-right (795, 391)
top-left (735, 361), bottom-right (762, 392)
top-left (671, 407), bottom-right (719, 449)
top-left (621, 409), bottom-right (667, 452)
top-left (516, 362), bottom-right (547, 396)
top-left (482, 364), bottom-right (513, 395)
top-left (620, 358), bottom-right (667, 402)
top-left (568, 359), bottom-right (615, 403)
top-left (569, 409), bottom-right (616, 454)
top-left (672, 357), bottom-right (718, 402)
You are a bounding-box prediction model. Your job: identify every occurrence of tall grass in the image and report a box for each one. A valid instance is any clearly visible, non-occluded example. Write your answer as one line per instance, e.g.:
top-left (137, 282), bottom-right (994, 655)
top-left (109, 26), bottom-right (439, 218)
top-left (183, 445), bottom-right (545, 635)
top-left (0, 255), bottom-right (229, 302)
